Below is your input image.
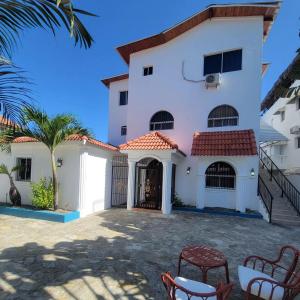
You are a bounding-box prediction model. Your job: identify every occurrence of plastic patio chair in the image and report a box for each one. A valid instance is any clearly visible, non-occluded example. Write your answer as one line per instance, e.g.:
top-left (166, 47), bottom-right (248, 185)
top-left (161, 272), bottom-right (233, 300)
top-left (238, 245), bottom-right (300, 300)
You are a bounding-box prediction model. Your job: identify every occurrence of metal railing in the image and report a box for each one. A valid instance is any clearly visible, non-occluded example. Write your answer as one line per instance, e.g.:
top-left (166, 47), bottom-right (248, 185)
top-left (259, 147), bottom-right (300, 216)
top-left (258, 175), bottom-right (273, 223)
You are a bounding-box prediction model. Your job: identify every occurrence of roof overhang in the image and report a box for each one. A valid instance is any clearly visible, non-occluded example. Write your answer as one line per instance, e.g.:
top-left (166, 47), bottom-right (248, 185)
top-left (117, 2), bottom-right (280, 64)
top-left (273, 106), bottom-right (285, 115)
top-left (101, 73), bottom-right (129, 88)
top-left (261, 52), bottom-right (300, 111)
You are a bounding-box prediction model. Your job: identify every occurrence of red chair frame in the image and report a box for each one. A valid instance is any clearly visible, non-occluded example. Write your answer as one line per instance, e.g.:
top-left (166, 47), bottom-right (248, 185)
top-left (243, 245), bottom-right (300, 300)
top-left (161, 272), bottom-right (233, 300)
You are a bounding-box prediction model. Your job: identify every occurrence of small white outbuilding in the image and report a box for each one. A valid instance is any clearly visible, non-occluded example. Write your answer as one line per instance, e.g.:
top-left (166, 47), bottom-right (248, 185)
top-left (0, 135), bottom-right (117, 217)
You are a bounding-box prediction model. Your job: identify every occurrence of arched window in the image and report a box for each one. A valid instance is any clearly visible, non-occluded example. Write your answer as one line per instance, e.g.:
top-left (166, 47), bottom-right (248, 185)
top-left (150, 111), bottom-right (174, 131)
top-left (208, 105), bottom-right (238, 128)
top-left (205, 162), bottom-right (235, 189)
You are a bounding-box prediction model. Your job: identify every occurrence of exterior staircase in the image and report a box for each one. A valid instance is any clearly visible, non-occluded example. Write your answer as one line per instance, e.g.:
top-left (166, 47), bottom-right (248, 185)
top-left (259, 167), bottom-right (300, 226)
top-left (258, 147), bottom-right (300, 227)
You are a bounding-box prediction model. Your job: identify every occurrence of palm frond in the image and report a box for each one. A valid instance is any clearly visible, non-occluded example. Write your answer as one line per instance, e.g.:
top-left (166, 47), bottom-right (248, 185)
top-left (0, 57), bottom-right (31, 125)
top-left (0, 106), bottom-right (90, 152)
top-left (0, 0), bottom-right (95, 57)
top-left (0, 163), bottom-right (9, 175)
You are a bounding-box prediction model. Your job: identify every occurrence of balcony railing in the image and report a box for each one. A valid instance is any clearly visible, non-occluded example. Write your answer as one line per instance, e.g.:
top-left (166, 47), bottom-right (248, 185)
top-left (259, 147), bottom-right (300, 216)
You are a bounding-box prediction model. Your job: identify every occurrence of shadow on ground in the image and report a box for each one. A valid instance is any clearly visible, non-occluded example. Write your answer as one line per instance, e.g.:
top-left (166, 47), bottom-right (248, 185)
top-left (0, 208), bottom-right (300, 299)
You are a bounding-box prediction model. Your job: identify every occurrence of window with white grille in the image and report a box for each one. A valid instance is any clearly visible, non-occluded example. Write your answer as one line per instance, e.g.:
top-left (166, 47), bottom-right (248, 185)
top-left (208, 105), bottom-right (239, 128)
top-left (205, 162), bottom-right (235, 189)
top-left (149, 111), bottom-right (174, 131)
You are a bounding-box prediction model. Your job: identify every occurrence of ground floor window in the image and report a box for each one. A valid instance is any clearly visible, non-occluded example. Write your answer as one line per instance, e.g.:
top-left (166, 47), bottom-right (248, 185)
top-left (16, 158), bottom-right (32, 181)
top-left (205, 161), bottom-right (235, 189)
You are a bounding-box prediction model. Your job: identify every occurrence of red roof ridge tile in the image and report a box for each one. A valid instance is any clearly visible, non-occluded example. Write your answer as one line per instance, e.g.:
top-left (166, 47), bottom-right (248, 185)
top-left (12, 134), bottom-right (117, 152)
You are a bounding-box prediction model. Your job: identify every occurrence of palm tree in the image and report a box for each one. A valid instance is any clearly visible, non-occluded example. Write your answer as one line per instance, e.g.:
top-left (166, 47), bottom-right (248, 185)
top-left (0, 106), bottom-right (90, 209)
top-left (0, 163), bottom-right (21, 206)
top-left (0, 0), bottom-right (95, 124)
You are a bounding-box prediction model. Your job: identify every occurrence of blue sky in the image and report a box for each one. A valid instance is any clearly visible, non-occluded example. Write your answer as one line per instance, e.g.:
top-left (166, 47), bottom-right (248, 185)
top-left (13, 0), bottom-right (299, 142)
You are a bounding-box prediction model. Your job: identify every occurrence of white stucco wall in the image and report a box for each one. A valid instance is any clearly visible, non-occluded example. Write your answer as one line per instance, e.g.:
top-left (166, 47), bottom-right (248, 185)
top-left (0, 151), bottom-right (13, 204)
top-left (194, 156), bottom-right (259, 212)
top-left (123, 149), bottom-right (259, 212)
top-left (107, 16), bottom-right (263, 211)
top-left (262, 80), bottom-right (300, 172)
top-left (0, 142), bottom-right (114, 217)
top-left (0, 142), bottom-right (81, 209)
top-left (79, 145), bottom-right (113, 217)
top-left (108, 79), bottom-right (128, 146)
top-left (125, 16), bottom-right (263, 153)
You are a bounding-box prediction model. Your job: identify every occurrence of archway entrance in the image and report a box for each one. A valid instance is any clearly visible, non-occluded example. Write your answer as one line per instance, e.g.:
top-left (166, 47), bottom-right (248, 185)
top-left (135, 158), bottom-right (163, 210)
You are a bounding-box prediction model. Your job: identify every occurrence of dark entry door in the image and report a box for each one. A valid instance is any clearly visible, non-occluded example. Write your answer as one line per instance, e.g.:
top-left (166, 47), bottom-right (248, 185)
top-left (111, 156), bottom-right (128, 207)
top-left (135, 160), bottom-right (162, 210)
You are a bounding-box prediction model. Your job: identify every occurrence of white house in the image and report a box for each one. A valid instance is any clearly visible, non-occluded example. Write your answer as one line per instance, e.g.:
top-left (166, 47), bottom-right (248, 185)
top-left (261, 53), bottom-right (300, 188)
top-left (102, 2), bottom-right (280, 215)
top-left (0, 2), bottom-right (280, 218)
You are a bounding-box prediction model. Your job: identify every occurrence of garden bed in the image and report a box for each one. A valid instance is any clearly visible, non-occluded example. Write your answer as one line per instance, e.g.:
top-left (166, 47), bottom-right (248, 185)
top-left (0, 203), bottom-right (80, 223)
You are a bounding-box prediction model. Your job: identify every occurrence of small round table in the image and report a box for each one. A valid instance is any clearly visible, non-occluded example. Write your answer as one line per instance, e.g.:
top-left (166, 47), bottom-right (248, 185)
top-left (177, 245), bottom-right (230, 284)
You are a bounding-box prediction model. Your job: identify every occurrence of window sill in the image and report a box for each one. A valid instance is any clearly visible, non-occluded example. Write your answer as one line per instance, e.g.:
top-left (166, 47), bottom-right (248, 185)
top-left (205, 187), bottom-right (236, 192)
top-left (16, 180), bottom-right (31, 183)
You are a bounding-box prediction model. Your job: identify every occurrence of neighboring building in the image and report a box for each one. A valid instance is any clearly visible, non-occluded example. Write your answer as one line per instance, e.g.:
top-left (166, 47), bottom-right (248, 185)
top-left (0, 2), bottom-right (281, 218)
top-left (261, 52), bottom-right (300, 187)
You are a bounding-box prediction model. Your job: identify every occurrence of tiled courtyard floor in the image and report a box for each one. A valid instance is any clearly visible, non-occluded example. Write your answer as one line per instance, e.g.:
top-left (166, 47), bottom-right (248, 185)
top-left (0, 208), bottom-right (300, 299)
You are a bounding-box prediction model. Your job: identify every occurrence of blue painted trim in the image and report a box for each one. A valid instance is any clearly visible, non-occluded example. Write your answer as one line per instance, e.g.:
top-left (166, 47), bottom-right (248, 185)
top-left (173, 207), bottom-right (263, 219)
top-left (0, 206), bottom-right (80, 223)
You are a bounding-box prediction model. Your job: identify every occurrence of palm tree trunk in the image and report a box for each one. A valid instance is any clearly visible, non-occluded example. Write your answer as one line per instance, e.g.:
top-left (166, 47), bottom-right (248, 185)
top-left (51, 152), bottom-right (59, 210)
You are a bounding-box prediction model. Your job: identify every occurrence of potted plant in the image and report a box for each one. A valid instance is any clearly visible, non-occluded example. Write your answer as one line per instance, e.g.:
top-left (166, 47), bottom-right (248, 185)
top-left (0, 163), bottom-right (21, 206)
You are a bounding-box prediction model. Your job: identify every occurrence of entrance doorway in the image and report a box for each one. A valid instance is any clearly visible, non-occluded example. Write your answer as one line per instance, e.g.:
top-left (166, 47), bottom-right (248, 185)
top-left (135, 158), bottom-right (163, 210)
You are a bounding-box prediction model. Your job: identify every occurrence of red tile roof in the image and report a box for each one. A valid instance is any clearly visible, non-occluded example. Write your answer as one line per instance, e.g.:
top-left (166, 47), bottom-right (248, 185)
top-left (119, 131), bottom-right (186, 155)
top-left (117, 2), bottom-right (280, 64)
top-left (13, 134), bottom-right (117, 152)
top-left (191, 129), bottom-right (257, 156)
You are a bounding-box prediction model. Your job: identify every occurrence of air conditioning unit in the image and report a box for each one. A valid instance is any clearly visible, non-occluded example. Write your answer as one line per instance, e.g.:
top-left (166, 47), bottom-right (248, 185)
top-left (290, 126), bottom-right (300, 135)
top-left (205, 73), bottom-right (221, 88)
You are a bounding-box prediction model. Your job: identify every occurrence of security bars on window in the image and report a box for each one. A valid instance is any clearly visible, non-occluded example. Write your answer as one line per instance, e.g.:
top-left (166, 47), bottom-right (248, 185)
top-left (150, 111), bottom-right (174, 131)
top-left (208, 105), bottom-right (239, 128)
top-left (205, 162), bottom-right (235, 189)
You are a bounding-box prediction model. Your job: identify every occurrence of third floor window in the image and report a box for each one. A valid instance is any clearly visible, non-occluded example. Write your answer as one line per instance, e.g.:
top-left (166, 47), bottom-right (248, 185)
top-left (143, 66), bottom-right (153, 76)
top-left (204, 49), bottom-right (242, 75)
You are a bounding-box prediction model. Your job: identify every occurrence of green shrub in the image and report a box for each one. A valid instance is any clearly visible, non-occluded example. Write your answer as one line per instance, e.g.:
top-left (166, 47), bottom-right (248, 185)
top-left (172, 193), bottom-right (184, 207)
top-left (31, 177), bottom-right (54, 210)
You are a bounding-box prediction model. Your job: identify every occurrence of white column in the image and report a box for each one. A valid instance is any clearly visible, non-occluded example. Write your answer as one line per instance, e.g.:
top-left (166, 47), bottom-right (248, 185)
top-left (235, 176), bottom-right (246, 212)
top-left (127, 160), bottom-right (136, 210)
top-left (162, 160), bottom-right (173, 215)
top-left (196, 175), bottom-right (205, 209)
